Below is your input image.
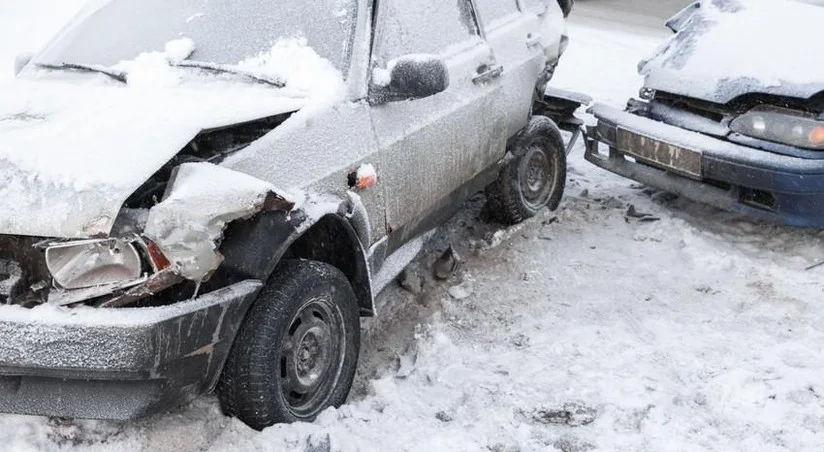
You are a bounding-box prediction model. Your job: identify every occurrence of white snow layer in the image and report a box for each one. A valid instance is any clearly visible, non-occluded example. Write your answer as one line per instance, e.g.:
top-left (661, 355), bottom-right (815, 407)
top-left (0, 81), bottom-right (305, 238)
top-left (0, 33), bottom-right (348, 238)
top-left (642, 0), bottom-right (824, 103)
top-left (163, 38), bottom-right (196, 64)
top-left (115, 36), bottom-right (344, 96)
top-left (2, 2), bottom-right (824, 452)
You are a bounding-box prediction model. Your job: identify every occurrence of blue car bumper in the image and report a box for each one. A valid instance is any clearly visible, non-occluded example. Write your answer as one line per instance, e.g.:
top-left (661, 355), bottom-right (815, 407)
top-left (585, 104), bottom-right (824, 228)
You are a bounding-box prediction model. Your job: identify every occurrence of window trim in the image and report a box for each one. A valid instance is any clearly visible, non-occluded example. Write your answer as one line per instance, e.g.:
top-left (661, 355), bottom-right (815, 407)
top-left (369, 0), bottom-right (484, 69)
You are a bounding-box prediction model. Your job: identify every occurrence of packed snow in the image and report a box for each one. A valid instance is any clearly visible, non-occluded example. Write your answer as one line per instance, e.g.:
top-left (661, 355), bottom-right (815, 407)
top-left (641, 0), bottom-right (824, 103)
top-left (237, 37), bottom-right (346, 97)
top-left (1, 1), bottom-right (824, 452)
top-left (163, 38), bottom-right (196, 64)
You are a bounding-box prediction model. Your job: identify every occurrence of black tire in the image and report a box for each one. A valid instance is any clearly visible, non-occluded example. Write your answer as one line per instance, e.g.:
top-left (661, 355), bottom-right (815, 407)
top-left (486, 116), bottom-right (567, 225)
top-left (218, 259), bottom-right (360, 430)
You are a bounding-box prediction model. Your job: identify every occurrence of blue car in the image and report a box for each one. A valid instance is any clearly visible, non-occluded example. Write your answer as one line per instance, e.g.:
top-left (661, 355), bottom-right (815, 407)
top-left (585, 0), bottom-right (824, 227)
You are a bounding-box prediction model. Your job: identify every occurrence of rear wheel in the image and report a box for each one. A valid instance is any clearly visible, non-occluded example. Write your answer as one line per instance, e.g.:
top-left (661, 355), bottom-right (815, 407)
top-left (218, 259), bottom-right (360, 430)
top-left (486, 116), bottom-right (567, 224)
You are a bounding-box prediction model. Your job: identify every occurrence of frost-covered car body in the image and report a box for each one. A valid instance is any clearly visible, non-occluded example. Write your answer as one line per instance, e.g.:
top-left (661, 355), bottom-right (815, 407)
top-left (0, 0), bottom-right (569, 420)
top-left (585, 0), bottom-right (824, 227)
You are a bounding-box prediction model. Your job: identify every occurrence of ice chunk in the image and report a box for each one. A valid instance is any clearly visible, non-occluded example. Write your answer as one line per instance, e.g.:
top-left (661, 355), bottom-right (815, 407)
top-left (118, 51), bottom-right (181, 88)
top-left (164, 38), bottom-right (195, 64)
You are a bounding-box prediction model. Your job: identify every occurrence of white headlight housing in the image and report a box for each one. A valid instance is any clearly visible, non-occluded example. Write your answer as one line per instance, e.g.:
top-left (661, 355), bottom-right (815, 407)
top-left (45, 239), bottom-right (142, 290)
top-left (730, 106), bottom-right (824, 150)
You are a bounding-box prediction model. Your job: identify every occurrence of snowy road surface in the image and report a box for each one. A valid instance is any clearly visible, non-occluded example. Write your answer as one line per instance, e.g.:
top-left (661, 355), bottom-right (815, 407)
top-left (2, 1), bottom-right (824, 451)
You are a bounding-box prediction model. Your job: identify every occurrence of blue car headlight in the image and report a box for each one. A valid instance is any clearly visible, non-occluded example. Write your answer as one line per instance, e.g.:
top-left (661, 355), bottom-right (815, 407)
top-left (730, 106), bottom-right (824, 150)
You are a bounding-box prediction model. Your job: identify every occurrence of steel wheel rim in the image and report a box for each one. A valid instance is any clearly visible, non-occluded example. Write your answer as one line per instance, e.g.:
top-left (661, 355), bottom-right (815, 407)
top-left (279, 296), bottom-right (346, 418)
top-left (519, 145), bottom-right (554, 209)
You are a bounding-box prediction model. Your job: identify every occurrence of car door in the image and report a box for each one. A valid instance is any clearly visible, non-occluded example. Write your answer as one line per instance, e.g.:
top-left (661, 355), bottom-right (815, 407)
top-left (475, 0), bottom-right (546, 138)
top-left (369, 0), bottom-right (507, 248)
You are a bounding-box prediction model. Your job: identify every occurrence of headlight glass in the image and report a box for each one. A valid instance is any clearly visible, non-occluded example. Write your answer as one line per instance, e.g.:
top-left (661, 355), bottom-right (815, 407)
top-left (45, 239), bottom-right (142, 289)
top-left (730, 106), bottom-right (824, 150)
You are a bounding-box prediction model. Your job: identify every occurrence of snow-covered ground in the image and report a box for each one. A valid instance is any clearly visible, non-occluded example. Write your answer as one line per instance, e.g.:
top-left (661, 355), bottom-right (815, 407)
top-left (2, 1), bottom-right (824, 451)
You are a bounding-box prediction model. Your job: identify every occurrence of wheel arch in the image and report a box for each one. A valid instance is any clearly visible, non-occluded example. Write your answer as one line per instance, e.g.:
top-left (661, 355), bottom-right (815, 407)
top-left (283, 214), bottom-right (374, 317)
top-left (216, 201), bottom-right (375, 318)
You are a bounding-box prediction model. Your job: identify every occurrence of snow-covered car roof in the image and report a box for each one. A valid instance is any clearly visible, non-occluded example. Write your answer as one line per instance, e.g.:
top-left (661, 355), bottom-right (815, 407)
top-left (640, 0), bottom-right (824, 104)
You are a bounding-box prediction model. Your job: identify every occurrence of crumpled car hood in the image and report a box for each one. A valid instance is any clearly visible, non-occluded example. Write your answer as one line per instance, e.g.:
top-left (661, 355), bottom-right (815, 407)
top-left (640, 0), bottom-right (824, 104)
top-left (0, 79), bottom-right (305, 239)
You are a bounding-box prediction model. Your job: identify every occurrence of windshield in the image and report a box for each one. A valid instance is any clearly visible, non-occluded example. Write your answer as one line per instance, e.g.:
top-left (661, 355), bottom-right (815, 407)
top-left (34, 0), bottom-right (358, 75)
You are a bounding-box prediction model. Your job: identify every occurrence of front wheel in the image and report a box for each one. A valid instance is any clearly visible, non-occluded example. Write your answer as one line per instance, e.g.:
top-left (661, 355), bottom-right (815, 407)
top-left (218, 259), bottom-right (360, 430)
top-left (486, 116), bottom-right (567, 225)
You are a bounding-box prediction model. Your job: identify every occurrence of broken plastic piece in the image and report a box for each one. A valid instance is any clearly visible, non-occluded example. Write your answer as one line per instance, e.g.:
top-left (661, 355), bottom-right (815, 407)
top-left (45, 239), bottom-right (142, 290)
top-left (142, 237), bottom-right (172, 271)
top-left (144, 162), bottom-right (293, 282)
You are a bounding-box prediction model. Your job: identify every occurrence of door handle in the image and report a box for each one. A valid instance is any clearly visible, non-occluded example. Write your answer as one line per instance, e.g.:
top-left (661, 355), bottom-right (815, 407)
top-left (472, 64), bottom-right (503, 85)
top-left (526, 33), bottom-right (542, 48)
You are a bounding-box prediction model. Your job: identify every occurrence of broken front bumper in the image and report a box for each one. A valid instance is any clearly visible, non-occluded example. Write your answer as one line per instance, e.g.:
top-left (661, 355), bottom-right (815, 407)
top-left (0, 280), bottom-right (261, 420)
top-left (586, 104), bottom-right (824, 227)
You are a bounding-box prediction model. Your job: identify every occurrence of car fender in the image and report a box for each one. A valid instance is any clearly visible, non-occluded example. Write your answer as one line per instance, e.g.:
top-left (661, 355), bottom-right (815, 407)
top-left (216, 195), bottom-right (375, 317)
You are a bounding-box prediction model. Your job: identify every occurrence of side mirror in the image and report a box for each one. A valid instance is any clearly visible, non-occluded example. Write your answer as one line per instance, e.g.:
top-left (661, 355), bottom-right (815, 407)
top-left (370, 55), bottom-right (449, 105)
top-left (14, 52), bottom-right (35, 76)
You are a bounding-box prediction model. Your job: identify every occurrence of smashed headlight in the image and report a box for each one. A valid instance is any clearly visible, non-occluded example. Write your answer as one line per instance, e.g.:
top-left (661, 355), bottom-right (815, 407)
top-left (730, 106), bottom-right (824, 150)
top-left (44, 239), bottom-right (142, 290)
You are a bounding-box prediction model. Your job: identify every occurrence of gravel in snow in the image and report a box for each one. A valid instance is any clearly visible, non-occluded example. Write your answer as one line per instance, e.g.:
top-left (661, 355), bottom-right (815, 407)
top-left (2, 1), bottom-right (824, 451)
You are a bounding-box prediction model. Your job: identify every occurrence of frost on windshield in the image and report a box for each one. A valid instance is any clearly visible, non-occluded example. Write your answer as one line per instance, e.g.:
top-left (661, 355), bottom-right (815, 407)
top-left (640, 0), bottom-right (824, 103)
top-left (37, 0), bottom-right (358, 70)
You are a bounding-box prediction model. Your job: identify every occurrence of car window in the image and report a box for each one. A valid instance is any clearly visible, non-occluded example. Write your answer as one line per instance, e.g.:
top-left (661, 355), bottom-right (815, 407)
top-left (373, 0), bottom-right (479, 66)
top-left (475, 0), bottom-right (520, 25)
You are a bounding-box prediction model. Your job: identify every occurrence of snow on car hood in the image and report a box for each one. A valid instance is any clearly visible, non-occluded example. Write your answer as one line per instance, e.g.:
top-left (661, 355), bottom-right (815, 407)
top-left (640, 0), bottom-right (824, 104)
top-left (0, 79), bottom-right (306, 239)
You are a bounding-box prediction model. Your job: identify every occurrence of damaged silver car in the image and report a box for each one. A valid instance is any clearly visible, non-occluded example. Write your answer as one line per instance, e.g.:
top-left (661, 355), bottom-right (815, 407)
top-left (1, 0), bottom-right (572, 429)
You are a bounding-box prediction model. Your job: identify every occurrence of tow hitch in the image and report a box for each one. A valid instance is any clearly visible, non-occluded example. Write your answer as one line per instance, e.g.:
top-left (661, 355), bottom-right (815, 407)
top-left (536, 87), bottom-right (593, 155)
